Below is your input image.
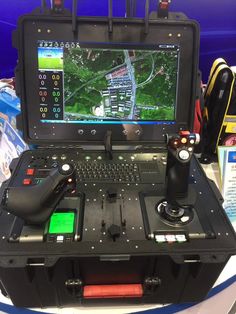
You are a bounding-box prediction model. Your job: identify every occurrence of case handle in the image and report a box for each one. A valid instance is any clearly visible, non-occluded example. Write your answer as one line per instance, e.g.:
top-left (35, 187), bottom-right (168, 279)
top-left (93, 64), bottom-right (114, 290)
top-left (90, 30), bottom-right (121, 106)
top-left (83, 284), bottom-right (143, 299)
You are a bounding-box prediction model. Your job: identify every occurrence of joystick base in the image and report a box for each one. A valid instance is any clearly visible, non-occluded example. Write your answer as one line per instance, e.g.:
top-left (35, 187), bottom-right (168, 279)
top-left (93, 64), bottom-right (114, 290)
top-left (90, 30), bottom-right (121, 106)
top-left (140, 190), bottom-right (215, 240)
top-left (156, 200), bottom-right (194, 227)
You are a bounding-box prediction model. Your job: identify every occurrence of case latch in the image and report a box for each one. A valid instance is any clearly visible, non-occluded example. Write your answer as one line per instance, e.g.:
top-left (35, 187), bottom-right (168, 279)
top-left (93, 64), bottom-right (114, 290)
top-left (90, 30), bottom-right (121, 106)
top-left (143, 277), bottom-right (162, 294)
top-left (65, 279), bottom-right (83, 297)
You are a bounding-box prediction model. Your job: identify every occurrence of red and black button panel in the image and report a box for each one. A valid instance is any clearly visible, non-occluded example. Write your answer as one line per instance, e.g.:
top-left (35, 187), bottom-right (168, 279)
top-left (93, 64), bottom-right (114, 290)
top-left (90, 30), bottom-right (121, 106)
top-left (22, 168), bottom-right (50, 186)
top-left (167, 131), bottom-right (200, 162)
top-left (168, 131), bottom-right (200, 149)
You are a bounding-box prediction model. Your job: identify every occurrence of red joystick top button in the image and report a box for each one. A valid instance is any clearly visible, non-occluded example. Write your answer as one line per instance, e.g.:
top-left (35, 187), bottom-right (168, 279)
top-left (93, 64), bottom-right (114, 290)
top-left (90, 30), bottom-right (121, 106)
top-left (179, 131), bottom-right (190, 136)
top-left (54, 0), bottom-right (63, 5)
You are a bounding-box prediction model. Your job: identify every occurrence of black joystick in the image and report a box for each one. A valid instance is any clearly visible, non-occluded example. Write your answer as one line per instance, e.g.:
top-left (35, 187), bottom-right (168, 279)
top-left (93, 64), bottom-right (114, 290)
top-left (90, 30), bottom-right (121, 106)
top-left (166, 131), bottom-right (200, 201)
top-left (157, 131), bottom-right (200, 226)
top-left (1, 164), bottom-right (76, 225)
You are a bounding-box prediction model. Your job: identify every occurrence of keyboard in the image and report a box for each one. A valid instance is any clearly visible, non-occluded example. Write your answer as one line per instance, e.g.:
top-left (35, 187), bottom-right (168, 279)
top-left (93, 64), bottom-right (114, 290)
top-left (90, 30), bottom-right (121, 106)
top-left (76, 161), bottom-right (161, 183)
top-left (77, 162), bottom-right (140, 183)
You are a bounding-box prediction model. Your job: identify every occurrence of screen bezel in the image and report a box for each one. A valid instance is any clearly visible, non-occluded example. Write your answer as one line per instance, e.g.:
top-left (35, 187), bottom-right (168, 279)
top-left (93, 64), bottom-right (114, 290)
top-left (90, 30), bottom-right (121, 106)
top-left (17, 16), bottom-right (199, 145)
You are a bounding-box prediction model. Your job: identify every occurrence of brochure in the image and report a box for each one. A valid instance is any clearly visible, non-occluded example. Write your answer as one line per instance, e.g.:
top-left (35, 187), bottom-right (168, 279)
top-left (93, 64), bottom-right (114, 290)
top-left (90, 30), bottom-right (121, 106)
top-left (0, 120), bottom-right (28, 185)
top-left (218, 146), bottom-right (236, 230)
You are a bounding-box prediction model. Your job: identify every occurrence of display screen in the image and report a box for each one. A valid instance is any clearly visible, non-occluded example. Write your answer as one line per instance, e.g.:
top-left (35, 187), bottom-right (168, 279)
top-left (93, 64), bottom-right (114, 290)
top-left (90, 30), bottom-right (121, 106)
top-left (37, 41), bottom-right (179, 125)
top-left (48, 211), bottom-right (75, 234)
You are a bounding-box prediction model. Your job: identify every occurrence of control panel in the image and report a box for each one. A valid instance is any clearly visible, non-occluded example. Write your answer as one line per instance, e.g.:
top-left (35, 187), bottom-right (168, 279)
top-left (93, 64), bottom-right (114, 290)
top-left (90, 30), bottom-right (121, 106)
top-left (0, 133), bottom-right (218, 246)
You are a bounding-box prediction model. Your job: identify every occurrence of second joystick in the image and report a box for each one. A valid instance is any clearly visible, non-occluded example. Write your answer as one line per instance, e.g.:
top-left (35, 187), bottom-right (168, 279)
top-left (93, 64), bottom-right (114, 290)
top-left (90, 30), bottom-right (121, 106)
top-left (1, 163), bottom-right (76, 225)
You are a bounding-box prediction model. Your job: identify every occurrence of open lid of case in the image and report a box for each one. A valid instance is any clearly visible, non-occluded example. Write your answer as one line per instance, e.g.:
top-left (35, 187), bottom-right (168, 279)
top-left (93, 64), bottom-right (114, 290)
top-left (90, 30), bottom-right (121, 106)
top-left (14, 0), bottom-right (199, 146)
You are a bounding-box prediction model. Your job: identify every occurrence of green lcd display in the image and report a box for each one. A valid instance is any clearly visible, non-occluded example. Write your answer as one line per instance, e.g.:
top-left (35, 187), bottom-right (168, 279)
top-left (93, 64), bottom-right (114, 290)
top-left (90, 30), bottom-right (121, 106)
top-left (48, 212), bottom-right (75, 234)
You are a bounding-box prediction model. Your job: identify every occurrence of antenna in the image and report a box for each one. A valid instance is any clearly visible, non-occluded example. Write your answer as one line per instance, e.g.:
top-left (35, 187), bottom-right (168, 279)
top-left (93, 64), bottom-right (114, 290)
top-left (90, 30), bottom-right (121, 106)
top-left (126, 0), bottom-right (131, 17)
top-left (51, 0), bottom-right (64, 13)
top-left (72, 0), bottom-right (78, 33)
top-left (126, 0), bottom-right (137, 18)
top-left (108, 0), bottom-right (113, 33)
top-left (144, 0), bottom-right (150, 34)
top-left (41, 0), bottom-right (48, 12)
top-left (158, 0), bottom-right (171, 19)
top-left (132, 0), bottom-right (137, 17)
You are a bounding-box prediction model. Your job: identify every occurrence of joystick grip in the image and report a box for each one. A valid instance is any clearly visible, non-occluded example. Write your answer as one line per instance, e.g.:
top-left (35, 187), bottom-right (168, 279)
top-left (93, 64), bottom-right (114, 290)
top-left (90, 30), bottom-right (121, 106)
top-left (1, 164), bottom-right (75, 225)
top-left (166, 131), bottom-right (200, 202)
top-left (166, 158), bottom-right (190, 201)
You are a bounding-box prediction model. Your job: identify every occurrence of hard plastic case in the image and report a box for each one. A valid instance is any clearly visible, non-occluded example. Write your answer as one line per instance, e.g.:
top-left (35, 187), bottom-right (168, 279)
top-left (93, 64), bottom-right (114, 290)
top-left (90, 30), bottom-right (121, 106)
top-left (0, 3), bottom-right (235, 308)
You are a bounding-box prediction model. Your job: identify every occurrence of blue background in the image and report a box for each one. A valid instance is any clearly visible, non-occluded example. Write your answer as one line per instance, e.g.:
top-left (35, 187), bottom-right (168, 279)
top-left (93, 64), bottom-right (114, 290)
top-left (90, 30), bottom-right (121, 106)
top-left (0, 0), bottom-right (236, 82)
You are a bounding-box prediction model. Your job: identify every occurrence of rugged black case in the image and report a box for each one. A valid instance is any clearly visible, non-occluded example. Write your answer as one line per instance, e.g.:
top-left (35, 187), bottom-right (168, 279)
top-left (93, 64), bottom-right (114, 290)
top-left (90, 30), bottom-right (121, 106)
top-left (0, 5), bottom-right (235, 309)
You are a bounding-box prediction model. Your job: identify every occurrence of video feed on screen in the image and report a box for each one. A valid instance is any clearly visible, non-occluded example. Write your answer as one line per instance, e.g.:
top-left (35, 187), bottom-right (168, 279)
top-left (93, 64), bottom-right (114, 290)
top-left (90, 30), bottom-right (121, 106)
top-left (38, 42), bottom-right (179, 123)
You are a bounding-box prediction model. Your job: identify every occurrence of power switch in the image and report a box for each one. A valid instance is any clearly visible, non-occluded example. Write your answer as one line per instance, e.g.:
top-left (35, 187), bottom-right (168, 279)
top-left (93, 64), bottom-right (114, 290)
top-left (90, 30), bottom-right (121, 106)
top-left (179, 131), bottom-right (190, 136)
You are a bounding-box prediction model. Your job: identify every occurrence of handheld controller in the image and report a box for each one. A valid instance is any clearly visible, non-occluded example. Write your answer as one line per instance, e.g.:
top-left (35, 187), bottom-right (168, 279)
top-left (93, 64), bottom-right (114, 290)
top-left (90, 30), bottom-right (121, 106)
top-left (166, 131), bottom-right (200, 202)
top-left (1, 164), bottom-right (76, 225)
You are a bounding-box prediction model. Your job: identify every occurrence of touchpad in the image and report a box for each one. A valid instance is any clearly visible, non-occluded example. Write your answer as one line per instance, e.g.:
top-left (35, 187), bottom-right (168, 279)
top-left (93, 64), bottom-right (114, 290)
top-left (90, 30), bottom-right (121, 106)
top-left (139, 163), bottom-right (161, 183)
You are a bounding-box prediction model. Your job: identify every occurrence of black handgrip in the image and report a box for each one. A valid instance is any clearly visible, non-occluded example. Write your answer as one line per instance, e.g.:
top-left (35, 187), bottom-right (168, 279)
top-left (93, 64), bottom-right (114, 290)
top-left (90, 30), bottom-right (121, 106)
top-left (166, 131), bottom-right (200, 203)
top-left (1, 164), bottom-right (75, 225)
top-left (166, 159), bottom-right (190, 201)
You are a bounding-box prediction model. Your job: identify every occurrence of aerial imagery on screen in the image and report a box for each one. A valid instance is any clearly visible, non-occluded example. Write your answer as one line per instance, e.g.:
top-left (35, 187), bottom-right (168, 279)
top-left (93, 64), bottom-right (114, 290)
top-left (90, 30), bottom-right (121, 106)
top-left (38, 43), bottom-right (179, 123)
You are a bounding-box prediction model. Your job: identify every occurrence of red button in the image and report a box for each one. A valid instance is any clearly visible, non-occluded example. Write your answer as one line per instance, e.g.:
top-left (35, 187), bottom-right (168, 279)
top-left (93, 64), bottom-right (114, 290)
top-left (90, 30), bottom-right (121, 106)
top-left (160, 2), bottom-right (169, 9)
top-left (54, 0), bottom-right (62, 5)
top-left (23, 179), bottom-right (32, 185)
top-left (26, 168), bottom-right (35, 176)
top-left (179, 131), bottom-right (190, 136)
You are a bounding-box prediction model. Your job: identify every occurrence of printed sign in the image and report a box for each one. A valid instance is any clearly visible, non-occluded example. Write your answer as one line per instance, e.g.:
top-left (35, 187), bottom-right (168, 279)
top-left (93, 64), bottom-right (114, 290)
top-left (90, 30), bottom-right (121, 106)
top-left (218, 146), bottom-right (236, 230)
top-left (0, 120), bottom-right (28, 185)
